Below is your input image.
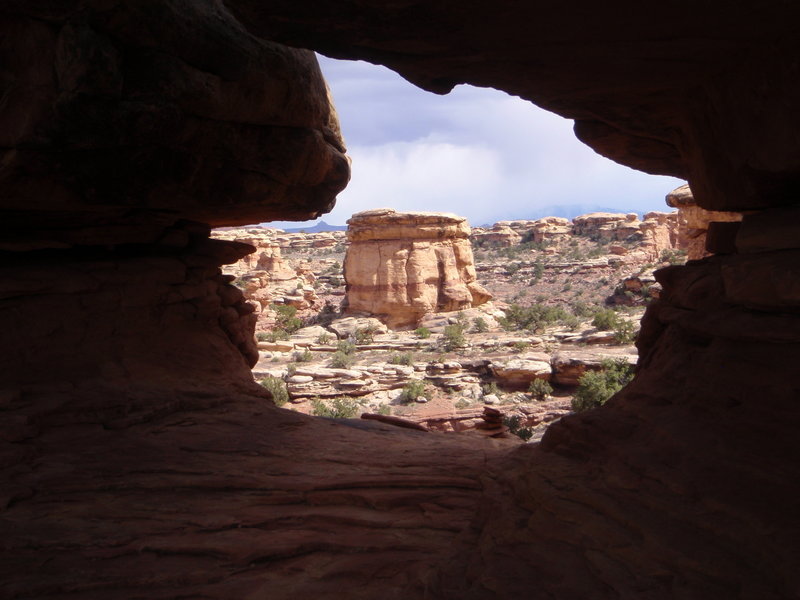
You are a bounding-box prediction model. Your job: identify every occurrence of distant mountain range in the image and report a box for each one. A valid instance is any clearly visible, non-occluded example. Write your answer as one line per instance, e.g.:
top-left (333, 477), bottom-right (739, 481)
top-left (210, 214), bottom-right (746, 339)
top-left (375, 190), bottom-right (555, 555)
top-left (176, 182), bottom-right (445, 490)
top-left (278, 220), bottom-right (348, 233)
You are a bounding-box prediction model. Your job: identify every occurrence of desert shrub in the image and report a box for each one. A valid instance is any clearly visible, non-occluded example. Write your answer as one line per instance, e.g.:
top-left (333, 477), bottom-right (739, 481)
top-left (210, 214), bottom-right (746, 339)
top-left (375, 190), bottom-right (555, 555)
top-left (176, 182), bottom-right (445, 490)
top-left (312, 397), bottom-right (361, 418)
top-left (255, 332), bottom-right (270, 342)
top-left (592, 308), bottom-right (621, 331)
top-left (660, 248), bottom-right (687, 265)
top-left (399, 379), bottom-right (428, 403)
top-left (613, 319), bottom-right (638, 344)
top-left (481, 382), bottom-right (500, 397)
top-left (377, 404), bottom-right (392, 416)
top-left (455, 398), bottom-right (471, 409)
top-left (472, 317), bottom-right (489, 333)
top-left (528, 378), bottom-right (553, 400)
top-left (415, 327), bottom-right (431, 339)
top-left (354, 326), bottom-right (378, 344)
top-left (293, 348), bottom-right (313, 362)
top-left (562, 313), bottom-right (580, 331)
top-left (317, 332), bottom-right (331, 345)
top-left (571, 301), bottom-right (593, 317)
top-left (389, 352), bottom-right (415, 366)
top-left (336, 340), bottom-right (356, 355)
top-left (286, 364), bottom-right (297, 376)
top-left (270, 303), bottom-right (303, 334)
top-left (441, 323), bottom-right (466, 351)
top-left (533, 260), bottom-right (545, 282)
top-left (512, 341), bottom-right (530, 353)
top-left (571, 358), bottom-right (635, 412)
top-left (329, 350), bottom-right (355, 369)
top-left (263, 329), bottom-right (290, 342)
top-left (499, 303), bottom-right (574, 333)
top-left (503, 415), bottom-right (534, 441)
top-left (259, 376), bottom-right (288, 407)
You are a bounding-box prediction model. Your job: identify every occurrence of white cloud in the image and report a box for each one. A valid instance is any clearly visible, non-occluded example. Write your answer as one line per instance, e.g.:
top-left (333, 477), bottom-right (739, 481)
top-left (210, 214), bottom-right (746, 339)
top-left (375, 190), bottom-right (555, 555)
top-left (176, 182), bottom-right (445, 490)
top-left (267, 56), bottom-right (684, 228)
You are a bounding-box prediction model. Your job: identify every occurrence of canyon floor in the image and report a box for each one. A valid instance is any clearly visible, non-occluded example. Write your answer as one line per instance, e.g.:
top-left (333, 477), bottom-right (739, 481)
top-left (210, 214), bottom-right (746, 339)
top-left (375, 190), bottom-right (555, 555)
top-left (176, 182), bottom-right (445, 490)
top-left (218, 216), bottom-right (684, 440)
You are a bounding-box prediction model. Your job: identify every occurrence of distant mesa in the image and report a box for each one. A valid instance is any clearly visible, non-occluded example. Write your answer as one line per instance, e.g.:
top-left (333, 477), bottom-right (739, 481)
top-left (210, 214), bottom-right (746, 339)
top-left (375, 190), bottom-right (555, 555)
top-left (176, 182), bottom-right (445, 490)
top-left (343, 209), bottom-right (492, 329)
top-left (280, 220), bottom-right (348, 233)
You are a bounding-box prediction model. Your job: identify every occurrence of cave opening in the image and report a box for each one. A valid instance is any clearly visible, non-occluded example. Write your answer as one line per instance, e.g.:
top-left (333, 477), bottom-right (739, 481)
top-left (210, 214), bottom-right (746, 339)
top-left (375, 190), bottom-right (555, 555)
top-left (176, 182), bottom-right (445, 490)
top-left (223, 55), bottom-right (689, 437)
top-left (2, 4), bottom-right (798, 598)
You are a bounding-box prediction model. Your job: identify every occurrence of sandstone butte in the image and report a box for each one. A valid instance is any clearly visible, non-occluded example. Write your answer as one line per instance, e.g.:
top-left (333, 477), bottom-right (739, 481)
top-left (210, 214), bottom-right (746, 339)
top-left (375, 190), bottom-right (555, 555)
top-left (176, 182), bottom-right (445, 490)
top-left (343, 209), bottom-right (492, 328)
top-left (2, 2), bottom-right (800, 600)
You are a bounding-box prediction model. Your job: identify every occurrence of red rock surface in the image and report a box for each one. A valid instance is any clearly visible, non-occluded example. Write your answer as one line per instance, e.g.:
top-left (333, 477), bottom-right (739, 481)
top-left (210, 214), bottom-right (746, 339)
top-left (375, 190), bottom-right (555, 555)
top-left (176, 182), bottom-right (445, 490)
top-left (2, 2), bottom-right (800, 599)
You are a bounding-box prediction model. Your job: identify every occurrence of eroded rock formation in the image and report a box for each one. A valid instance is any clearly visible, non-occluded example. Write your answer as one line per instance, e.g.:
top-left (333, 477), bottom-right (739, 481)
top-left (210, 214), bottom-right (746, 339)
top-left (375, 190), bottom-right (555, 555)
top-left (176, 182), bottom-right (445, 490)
top-left (343, 209), bottom-right (492, 328)
top-left (667, 183), bottom-right (744, 260)
top-left (2, 1), bottom-right (799, 599)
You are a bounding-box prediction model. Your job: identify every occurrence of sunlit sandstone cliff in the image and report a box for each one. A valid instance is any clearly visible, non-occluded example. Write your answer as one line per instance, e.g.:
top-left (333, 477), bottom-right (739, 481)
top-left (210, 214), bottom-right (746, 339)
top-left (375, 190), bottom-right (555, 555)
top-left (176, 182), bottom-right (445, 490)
top-left (1, 1), bottom-right (799, 599)
top-left (343, 209), bottom-right (491, 328)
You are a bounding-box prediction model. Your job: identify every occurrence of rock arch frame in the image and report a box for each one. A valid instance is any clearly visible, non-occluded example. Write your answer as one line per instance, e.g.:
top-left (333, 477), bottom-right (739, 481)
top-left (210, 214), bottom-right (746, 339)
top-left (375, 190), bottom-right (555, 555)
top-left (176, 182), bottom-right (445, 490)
top-left (1, 1), bottom-right (799, 598)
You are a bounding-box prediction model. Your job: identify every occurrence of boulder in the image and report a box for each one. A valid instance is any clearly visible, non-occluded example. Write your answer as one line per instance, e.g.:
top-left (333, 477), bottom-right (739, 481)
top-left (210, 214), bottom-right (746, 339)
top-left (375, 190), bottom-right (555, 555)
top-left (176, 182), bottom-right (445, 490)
top-left (489, 354), bottom-right (552, 388)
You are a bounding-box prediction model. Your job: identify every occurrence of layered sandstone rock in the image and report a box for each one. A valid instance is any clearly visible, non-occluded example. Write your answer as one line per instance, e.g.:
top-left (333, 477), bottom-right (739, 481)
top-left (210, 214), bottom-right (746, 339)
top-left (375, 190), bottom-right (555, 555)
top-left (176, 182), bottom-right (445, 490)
top-left (470, 224), bottom-right (522, 247)
top-left (3, 2), bottom-right (800, 599)
top-left (343, 209), bottom-right (491, 328)
top-left (667, 184), bottom-right (743, 260)
top-left (572, 212), bottom-right (642, 240)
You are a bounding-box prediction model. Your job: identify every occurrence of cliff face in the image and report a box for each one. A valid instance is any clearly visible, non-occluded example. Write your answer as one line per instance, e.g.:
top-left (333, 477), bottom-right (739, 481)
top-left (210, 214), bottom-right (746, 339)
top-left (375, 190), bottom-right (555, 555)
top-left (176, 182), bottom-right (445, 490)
top-left (2, 1), bottom-right (800, 599)
top-left (343, 209), bottom-right (491, 328)
top-left (667, 184), bottom-right (744, 260)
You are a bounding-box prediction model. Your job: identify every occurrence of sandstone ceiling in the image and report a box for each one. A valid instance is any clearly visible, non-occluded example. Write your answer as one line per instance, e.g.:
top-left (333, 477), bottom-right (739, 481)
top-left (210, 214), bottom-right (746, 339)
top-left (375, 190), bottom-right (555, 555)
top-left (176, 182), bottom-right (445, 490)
top-left (225, 0), bottom-right (800, 213)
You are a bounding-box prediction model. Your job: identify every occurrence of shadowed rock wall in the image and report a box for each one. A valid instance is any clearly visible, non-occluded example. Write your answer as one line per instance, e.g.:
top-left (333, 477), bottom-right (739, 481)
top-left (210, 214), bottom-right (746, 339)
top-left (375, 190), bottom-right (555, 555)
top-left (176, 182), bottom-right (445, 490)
top-left (226, 0), bottom-right (800, 213)
top-left (1, 1), bottom-right (799, 598)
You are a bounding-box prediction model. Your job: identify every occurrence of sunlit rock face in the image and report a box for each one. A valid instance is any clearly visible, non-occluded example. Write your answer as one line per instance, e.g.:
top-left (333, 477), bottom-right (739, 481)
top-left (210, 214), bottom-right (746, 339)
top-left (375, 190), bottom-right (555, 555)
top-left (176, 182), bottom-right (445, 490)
top-left (667, 184), bottom-right (743, 260)
top-left (343, 209), bottom-right (491, 328)
top-left (2, 1), bottom-right (800, 599)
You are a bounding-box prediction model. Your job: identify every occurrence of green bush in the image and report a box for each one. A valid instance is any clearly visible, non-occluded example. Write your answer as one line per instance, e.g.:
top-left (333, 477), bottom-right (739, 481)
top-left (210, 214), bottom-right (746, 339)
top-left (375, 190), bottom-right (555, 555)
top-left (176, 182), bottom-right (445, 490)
top-left (562, 313), bottom-right (580, 331)
top-left (256, 332), bottom-right (270, 342)
top-left (499, 303), bottom-right (575, 333)
top-left (317, 332), bottom-right (331, 345)
top-left (613, 319), bottom-right (638, 344)
top-left (354, 326), bottom-right (377, 344)
top-left (329, 350), bottom-right (355, 369)
top-left (592, 308), bottom-right (621, 331)
top-left (660, 248), bottom-right (687, 265)
top-left (293, 348), bottom-right (313, 362)
top-left (399, 379), bottom-right (428, 403)
top-left (259, 376), bottom-right (288, 407)
top-left (336, 340), bottom-right (356, 355)
top-left (571, 301), bottom-right (594, 317)
top-left (472, 317), bottom-right (489, 333)
top-left (571, 358), bottom-right (635, 412)
top-left (270, 303), bottom-right (303, 334)
top-left (414, 327), bottom-right (431, 339)
top-left (377, 404), bottom-right (392, 416)
top-left (389, 352), bottom-right (415, 366)
top-left (503, 415), bottom-right (534, 441)
top-left (512, 341), bottom-right (530, 353)
top-left (311, 397), bottom-right (361, 418)
top-left (481, 382), bottom-right (500, 397)
top-left (528, 378), bottom-right (553, 401)
top-left (441, 324), bottom-right (466, 351)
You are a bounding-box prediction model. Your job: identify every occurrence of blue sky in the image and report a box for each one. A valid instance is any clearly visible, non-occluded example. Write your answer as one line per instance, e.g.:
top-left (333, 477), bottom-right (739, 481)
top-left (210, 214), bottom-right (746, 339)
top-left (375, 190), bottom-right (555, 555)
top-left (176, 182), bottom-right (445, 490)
top-left (267, 56), bottom-right (684, 229)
